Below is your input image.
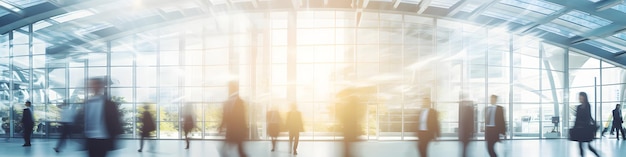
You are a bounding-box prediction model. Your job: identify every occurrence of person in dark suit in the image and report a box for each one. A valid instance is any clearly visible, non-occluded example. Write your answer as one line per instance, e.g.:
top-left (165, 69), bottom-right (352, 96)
top-left (573, 92), bottom-right (600, 157)
top-left (286, 103), bottom-right (304, 155)
top-left (138, 104), bottom-right (156, 152)
top-left (612, 104), bottom-right (625, 140)
top-left (485, 95), bottom-right (505, 157)
top-left (416, 98), bottom-right (440, 157)
top-left (458, 95), bottom-right (474, 157)
top-left (183, 104), bottom-right (195, 149)
top-left (78, 77), bottom-right (123, 157)
top-left (219, 91), bottom-right (248, 157)
top-left (266, 106), bottom-right (281, 152)
top-left (21, 101), bottom-right (34, 147)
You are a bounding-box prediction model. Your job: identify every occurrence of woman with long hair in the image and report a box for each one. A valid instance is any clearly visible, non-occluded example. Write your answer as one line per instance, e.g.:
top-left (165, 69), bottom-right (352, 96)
top-left (573, 92), bottom-right (601, 157)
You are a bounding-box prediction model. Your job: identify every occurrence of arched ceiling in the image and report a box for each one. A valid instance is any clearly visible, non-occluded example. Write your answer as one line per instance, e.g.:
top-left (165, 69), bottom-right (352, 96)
top-left (1, 0), bottom-right (626, 66)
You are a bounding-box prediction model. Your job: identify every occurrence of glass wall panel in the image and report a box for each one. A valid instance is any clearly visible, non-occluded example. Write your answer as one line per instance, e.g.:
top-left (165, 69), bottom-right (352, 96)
top-left (4, 10), bottom-right (626, 141)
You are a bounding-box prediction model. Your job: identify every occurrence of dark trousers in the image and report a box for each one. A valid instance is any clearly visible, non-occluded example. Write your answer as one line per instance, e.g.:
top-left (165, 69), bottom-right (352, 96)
top-left (3, 129), bottom-right (9, 141)
top-left (222, 141), bottom-right (246, 157)
top-left (578, 142), bottom-right (600, 157)
top-left (184, 130), bottom-right (190, 148)
top-left (417, 131), bottom-right (434, 157)
top-left (23, 126), bottom-right (33, 145)
top-left (460, 140), bottom-right (470, 157)
top-left (612, 123), bottom-right (625, 139)
top-left (289, 131), bottom-right (300, 151)
top-left (486, 139), bottom-right (497, 157)
top-left (87, 138), bottom-right (112, 157)
top-left (55, 123), bottom-right (72, 149)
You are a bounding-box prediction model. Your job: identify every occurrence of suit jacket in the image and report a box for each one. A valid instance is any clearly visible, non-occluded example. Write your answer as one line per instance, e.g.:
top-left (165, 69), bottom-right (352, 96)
top-left (574, 103), bottom-right (593, 128)
top-left (220, 97), bottom-right (248, 142)
top-left (613, 109), bottom-right (623, 124)
top-left (484, 105), bottom-right (505, 141)
top-left (22, 108), bottom-right (34, 128)
top-left (75, 96), bottom-right (123, 150)
top-left (102, 99), bottom-right (123, 138)
top-left (416, 108), bottom-right (441, 139)
top-left (141, 111), bottom-right (156, 133)
top-left (286, 111), bottom-right (304, 132)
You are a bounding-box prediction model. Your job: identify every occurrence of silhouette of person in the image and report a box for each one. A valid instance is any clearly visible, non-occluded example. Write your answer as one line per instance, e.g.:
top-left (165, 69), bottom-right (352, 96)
top-left (485, 95), bottom-right (505, 157)
top-left (286, 103), bottom-right (303, 155)
top-left (183, 104), bottom-right (195, 149)
top-left (219, 89), bottom-right (248, 157)
top-left (138, 104), bottom-right (156, 152)
top-left (458, 95), bottom-right (474, 157)
top-left (600, 115), bottom-right (613, 137)
top-left (612, 104), bottom-right (625, 140)
top-left (266, 105), bottom-right (281, 152)
top-left (336, 88), bottom-right (366, 157)
top-left (79, 77), bottom-right (123, 157)
top-left (416, 98), bottom-right (440, 157)
top-left (572, 92), bottom-right (600, 157)
top-left (54, 102), bottom-right (75, 152)
top-left (2, 117), bottom-right (9, 141)
top-left (21, 101), bottom-right (34, 147)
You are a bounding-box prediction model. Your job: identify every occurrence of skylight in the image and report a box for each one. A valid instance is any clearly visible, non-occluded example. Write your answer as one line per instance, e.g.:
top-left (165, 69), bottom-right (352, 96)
top-left (50, 10), bottom-right (95, 23)
top-left (430, 0), bottom-right (461, 9)
top-left (557, 10), bottom-right (612, 29)
top-left (499, 0), bottom-right (564, 15)
top-left (2, 0), bottom-right (45, 8)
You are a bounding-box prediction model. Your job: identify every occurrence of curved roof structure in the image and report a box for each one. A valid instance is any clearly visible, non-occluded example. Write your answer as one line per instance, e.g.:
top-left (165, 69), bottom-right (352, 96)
top-left (1, 0), bottom-right (626, 66)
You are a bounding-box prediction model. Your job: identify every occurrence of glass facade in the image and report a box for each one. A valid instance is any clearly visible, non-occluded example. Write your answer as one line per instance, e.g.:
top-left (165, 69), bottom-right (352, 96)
top-left (0, 10), bottom-right (625, 140)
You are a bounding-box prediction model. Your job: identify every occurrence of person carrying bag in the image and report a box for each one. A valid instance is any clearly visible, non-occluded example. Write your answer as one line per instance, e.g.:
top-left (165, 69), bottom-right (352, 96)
top-left (569, 92), bottom-right (601, 157)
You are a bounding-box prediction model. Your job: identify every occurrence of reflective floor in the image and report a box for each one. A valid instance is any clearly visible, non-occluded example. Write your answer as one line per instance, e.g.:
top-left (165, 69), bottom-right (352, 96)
top-left (0, 138), bottom-right (625, 157)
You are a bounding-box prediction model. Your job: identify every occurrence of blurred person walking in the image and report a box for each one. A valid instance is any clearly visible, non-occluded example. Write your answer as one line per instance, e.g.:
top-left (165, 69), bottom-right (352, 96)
top-left (612, 104), bottom-right (625, 140)
top-left (266, 105), bottom-right (281, 152)
top-left (2, 117), bottom-right (10, 141)
top-left (286, 103), bottom-right (303, 155)
top-left (416, 98), bottom-right (440, 157)
top-left (484, 95), bottom-right (505, 157)
top-left (336, 88), bottom-right (366, 157)
top-left (183, 103), bottom-right (195, 149)
top-left (54, 102), bottom-right (75, 152)
top-left (569, 92), bottom-right (601, 157)
top-left (458, 95), bottom-right (474, 157)
top-left (78, 77), bottom-right (123, 157)
top-left (21, 101), bottom-right (34, 147)
top-left (219, 90), bottom-right (249, 157)
top-left (600, 115), bottom-right (613, 137)
top-left (138, 104), bottom-right (156, 152)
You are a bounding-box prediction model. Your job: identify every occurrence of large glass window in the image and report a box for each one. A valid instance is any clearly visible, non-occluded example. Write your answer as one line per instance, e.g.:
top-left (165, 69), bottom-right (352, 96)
top-left (2, 10), bottom-right (626, 140)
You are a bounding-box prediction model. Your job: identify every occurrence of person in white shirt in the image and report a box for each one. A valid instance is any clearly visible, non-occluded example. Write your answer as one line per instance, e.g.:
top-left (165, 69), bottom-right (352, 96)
top-left (81, 77), bottom-right (123, 157)
top-left (416, 98), bottom-right (440, 157)
top-left (484, 95), bottom-right (505, 157)
top-left (54, 102), bottom-right (75, 152)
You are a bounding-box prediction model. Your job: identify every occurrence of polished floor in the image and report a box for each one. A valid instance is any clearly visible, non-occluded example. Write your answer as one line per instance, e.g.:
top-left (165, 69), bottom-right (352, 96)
top-left (0, 137), bottom-right (625, 157)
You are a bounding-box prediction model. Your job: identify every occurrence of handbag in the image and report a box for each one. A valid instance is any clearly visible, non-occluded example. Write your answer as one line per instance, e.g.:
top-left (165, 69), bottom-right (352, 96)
top-left (569, 120), bottom-right (599, 142)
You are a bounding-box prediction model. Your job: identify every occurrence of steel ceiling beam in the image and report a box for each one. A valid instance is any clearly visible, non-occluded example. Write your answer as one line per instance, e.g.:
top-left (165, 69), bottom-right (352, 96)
top-left (416, 0), bottom-right (431, 14)
top-left (392, 0), bottom-right (402, 9)
top-left (446, 0), bottom-right (469, 16)
top-left (596, 0), bottom-right (623, 11)
top-left (467, 0), bottom-right (499, 20)
top-left (515, 8), bottom-right (572, 34)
